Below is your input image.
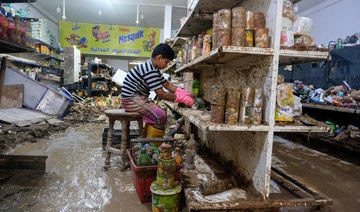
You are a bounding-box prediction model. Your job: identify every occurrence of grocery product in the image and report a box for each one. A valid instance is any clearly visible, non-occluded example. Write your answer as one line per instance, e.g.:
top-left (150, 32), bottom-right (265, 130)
top-left (251, 88), bottom-right (263, 125)
top-left (202, 35), bottom-right (211, 55)
top-left (231, 27), bottom-right (246, 46)
top-left (210, 85), bottom-right (226, 105)
top-left (213, 12), bottom-right (219, 32)
top-left (217, 28), bottom-right (231, 47)
top-left (211, 104), bottom-right (225, 123)
top-left (0, 8), bottom-right (7, 40)
top-left (212, 31), bottom-right (218, 50)
top-left (254, 12), bottom-right (266, 30)
top-left (275, 83), bottom-right (294, 122)
top-left (293, 17), bottom-right (313, 36)
top-left (217, 9), bottom-right (231, 30)
top-left (255, 28), bottom-right (270, 48)
top-left (197, 34), bottom-right (204, 57)
top-left (245, 30), bottom-right (254, 47)
top-left (232, 7), bottom-right (246, 28)
top-left (282, 0), bottom-right (294, 20)
top-left (225, 88), bottom-right (241, 124)
top-left (15, 15), bottom-right (21, 44)
top-left (245, 11), bottom-right (254, 30)
top-left (6, 13), bottom-right (16, 42)
top-left (294, 35), bottom-right (315, 47)
top-left (239, 87), bottom-right (254, 124)
top-left (20, 17), bottom-right (26, 45)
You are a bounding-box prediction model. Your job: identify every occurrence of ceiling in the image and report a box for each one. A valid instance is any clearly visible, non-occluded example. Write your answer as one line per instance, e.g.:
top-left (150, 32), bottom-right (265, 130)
top-left (34, 0), bottom-right (187, 29)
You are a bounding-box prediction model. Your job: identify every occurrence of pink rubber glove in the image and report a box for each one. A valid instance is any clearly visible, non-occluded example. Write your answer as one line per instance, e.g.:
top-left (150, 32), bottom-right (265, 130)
top-left (176, 87), bottom-right (196, 98)
top-left (175, 92), bottom-right (194, 106)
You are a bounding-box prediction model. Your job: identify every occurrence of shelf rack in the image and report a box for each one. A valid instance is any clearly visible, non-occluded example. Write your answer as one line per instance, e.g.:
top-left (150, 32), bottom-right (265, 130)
top-left (169, 0), bottom-right (332, 208)
top-left (0, 38), bottom-right (35, 53)
top-left (302, 102), bottom-right (360, 114)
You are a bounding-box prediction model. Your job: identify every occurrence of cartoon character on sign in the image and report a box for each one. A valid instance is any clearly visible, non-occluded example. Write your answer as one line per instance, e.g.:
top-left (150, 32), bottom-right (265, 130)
top-left (65, 34), bottom-right (88, 48)
top-left (92, 25), bottom-right (110, 41)
top-left (142, 30), bottom-right (156, 52)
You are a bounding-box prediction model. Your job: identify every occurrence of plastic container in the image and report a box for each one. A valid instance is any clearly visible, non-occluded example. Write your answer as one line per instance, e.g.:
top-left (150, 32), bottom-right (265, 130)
top-left (192, 79), bottom-right (200, 97)
top-left (6, 13), bottom-right (16, 42)
top-left (127, 150), bottom-right (181, 203)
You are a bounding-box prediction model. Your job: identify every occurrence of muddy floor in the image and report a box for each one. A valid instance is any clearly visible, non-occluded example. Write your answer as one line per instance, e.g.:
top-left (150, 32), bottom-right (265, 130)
top-left (0, 122), bottom-right (151, 211)
top-left (272, 136), bottom-right (360, 212)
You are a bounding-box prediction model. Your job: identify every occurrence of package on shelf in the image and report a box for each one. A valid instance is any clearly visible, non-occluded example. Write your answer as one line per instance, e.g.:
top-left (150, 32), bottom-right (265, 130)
top-left (282, 0), bottom-right (294, 20)
top-left (294, 35), bottom-right (315, 47)
top-left (275, 83), bottom-right (294, 122)
top-left (293, 17), bottom-right (313, 36)
top-left (280, 17), bottom-right (294, 47)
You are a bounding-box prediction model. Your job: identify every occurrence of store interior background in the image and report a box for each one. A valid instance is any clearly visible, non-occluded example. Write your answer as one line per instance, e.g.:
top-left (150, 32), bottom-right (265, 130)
top-left (10, 0), bottom-right (360, 72)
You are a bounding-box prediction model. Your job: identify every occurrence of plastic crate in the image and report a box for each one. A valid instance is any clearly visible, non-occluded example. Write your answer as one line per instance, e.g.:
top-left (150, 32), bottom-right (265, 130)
top-left (127, 150), bottom-right (181, 203)
top-left (102, 128), bottom-right (139, 150)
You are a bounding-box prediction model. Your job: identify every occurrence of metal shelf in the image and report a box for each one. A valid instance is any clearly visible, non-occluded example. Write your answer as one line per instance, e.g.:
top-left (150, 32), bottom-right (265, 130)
top-left (175, 46), bottom-right (274, 73)
top-left (0, 38), bottom-right (35, 53)
top-left (274, 125), bottom-right (330, 133)
top-left (36, 73), bottom-right (61, 82)
top-left (163, 62), bottom-right (177, 74)
top-left (170, 37), bottom-right (188, 49)
top-left (34, 52), bottom-right (64, 62)
top-left (166, 102), bottom-right (270, 132)
top-left (9, 59), bottom-right (61, 70)
top-left (30, 38), bottom-right (63, 53)
top-left (279, 49), bottom-right (329, 66)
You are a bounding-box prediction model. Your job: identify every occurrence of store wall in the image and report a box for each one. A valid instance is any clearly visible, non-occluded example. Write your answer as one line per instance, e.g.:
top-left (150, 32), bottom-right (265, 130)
top-left (298, 0), bottom-right (360, 45)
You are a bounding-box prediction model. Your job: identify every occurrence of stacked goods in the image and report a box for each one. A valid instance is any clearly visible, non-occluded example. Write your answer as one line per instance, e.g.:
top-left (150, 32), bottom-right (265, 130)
top-left (231, 7), bottom-right (246, 46)
top-left (239, 87), bottom-right (254, 124)
top-left (212, 13), bottom-right (219, 49)
top-left (197, 34), bottom-right (204, 58)
top-left (251, 88), bottom-right (264, 125)
top-left (282, 0), bottom-right (294, 20)
top-left (225, 88), bottom-right (241, 124)
top-left (245, 11), bottom-right (254, 47)
top-left (217, 9), bottom-right (232, 47)
top-left (280, 9), bottom-right (294, 47)
top-left (210, 85), bottom-right (226, 123)
top-left (255, 28), bottom-right (270, 48)
top-left (293, 17), bottom-right (314, 47)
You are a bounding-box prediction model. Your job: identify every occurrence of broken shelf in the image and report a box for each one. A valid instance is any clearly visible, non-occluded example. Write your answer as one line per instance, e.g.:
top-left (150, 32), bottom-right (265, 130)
top-left (166, 102), bottom-right (270, 132)
top-left (274, 125), bottom-right (330, 133)
top-left (175, 46), bottom-right (274, 73)
top-left (279, 49), bottom-right (329, 66)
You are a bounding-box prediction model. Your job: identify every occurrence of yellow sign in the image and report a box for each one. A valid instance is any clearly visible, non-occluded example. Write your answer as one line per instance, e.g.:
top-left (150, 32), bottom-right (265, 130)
top-left (60, 22), bottom-right (160, 57)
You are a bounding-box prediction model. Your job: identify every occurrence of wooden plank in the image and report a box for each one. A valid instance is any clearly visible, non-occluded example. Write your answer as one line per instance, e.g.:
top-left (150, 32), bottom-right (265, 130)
top-left (0, 84), bottom-right (24, 109)
top-left (302, 103), bottom-right (360, 114)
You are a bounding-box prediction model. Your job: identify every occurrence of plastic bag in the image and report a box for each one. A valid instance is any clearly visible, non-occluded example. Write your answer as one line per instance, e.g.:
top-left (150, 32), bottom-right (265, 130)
top-left (293, 17), bottom-right (313, 36)
top-left (275, 83), bottom-right (294, 121)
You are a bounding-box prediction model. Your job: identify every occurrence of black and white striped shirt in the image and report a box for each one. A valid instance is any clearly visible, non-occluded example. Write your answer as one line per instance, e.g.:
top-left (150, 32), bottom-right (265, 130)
top-left (121, 60), bottom-right (167, 98)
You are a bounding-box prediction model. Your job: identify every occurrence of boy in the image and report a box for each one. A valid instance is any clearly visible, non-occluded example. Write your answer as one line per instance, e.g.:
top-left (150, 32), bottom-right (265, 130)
top-left (121, 43), bottom-right (194, 137)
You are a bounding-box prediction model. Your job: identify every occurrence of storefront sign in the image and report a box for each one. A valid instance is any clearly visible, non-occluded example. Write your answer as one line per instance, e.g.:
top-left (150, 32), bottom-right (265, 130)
top-left (60, 22), bottom-right (160, 57)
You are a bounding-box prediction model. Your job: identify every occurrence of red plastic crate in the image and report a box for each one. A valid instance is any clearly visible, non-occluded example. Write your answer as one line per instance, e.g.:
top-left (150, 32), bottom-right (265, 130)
top-left (127, 150), bottom-right (181, 203)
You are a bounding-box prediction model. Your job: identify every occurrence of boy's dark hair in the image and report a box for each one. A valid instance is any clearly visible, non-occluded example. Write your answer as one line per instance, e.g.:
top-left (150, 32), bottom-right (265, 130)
top-left (152, 43), bottom-right (175, 60)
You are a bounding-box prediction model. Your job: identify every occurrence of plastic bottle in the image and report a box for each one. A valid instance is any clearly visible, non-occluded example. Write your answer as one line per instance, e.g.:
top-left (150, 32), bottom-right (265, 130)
top-left (20, 17), bottom-right (26, 45)
top-left (1, 9), bottom-right (8, 40)
top-left (0, 7), bottom-right (5, 40)
top-left (192, 79), bottom-right (200, 97)
top-left (6, 13), bottom-right (16, 42)
top-left (14, 15), bottom-right (21, 44)
top-left (172, 147), bottom-right (182, 165)
top-left (137, 148), bottom-right (152, 167)
top-left (171, 117), bottom-right (185, 137)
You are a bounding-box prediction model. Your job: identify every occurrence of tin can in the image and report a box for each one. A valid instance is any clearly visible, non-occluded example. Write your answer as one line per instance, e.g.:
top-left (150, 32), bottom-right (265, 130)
top-left (217, 29), bottom-right (231, 47)
top-left (225, 106), bottom-right (239, 124)
top-left (254, 12), bottom-right (266, 30)
top-left (210, 85), bottom-right (226, 105)
top-left (245, 11), bottom-right (254, 30)
top-left (231, 27), bottom-right (246, 46)
top-left (232, 7), bottom-right (246, 28)
top-left (211, 104), bottom-right (225, 123)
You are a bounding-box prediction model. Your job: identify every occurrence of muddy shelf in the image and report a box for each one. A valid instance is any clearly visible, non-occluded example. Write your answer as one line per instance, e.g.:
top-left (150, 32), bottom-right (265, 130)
top-left (163, 61), bottom-right (177, 74)
top-left (274, 125), bottom-right (330, 133)
top-left (302, 102), bottom-right (360, 114)
top-left (166, 102), bottom-right (270, 132)
top-left (37, 73), bottom-right (61, 82)
top-left (175, 46), bottom-right (274, 73)
top-left (170, 37), bottom-right (188, 49)
top-left (182, 151), bottom-right (332, 211)
top-left (279, 49), bottom-right (329, 66)
top-left (175, 0), bottom-right (241, 37)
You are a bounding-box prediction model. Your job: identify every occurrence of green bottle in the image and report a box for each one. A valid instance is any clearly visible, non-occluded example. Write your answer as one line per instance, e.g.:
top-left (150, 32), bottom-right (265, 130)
top-left (192, 79), bottom-right (200, 97)
top-left (137, 148), bottom-right (152, 166)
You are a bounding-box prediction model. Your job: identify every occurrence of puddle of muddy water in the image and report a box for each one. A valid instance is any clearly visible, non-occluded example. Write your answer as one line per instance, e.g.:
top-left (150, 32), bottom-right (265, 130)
top-left (0, 123), bottom-right (151, 211)
top-left (273, 136), bottom-right (360, 212)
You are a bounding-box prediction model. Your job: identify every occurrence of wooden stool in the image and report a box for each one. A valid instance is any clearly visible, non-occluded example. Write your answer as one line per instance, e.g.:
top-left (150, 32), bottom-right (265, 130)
top-left (104, 109), bottom-right (143, 171)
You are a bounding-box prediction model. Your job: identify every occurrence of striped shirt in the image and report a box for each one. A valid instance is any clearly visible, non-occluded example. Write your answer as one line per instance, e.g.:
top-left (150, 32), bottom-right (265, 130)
top-left (121, 60), bottom-right (167, 98)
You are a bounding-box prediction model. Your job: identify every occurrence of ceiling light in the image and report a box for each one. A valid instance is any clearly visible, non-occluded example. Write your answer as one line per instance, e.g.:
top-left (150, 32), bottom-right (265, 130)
top-left (98, 8), bottom-right (102, 16)
top-left (56, 5), bottom-right (61, 14)
top-left (294, 4), bottom-right (299, 13)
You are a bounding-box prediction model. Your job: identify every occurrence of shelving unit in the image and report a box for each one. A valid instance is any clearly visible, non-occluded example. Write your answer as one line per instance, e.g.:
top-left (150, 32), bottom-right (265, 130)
top-left (302, 102), bottom-right (360, 114)
top-left (84, 63), bottom-right (113, 97)
top-left (0, 38), bottom-right (35, 53)
top-left (169, 0), bottom-right (331, 207)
